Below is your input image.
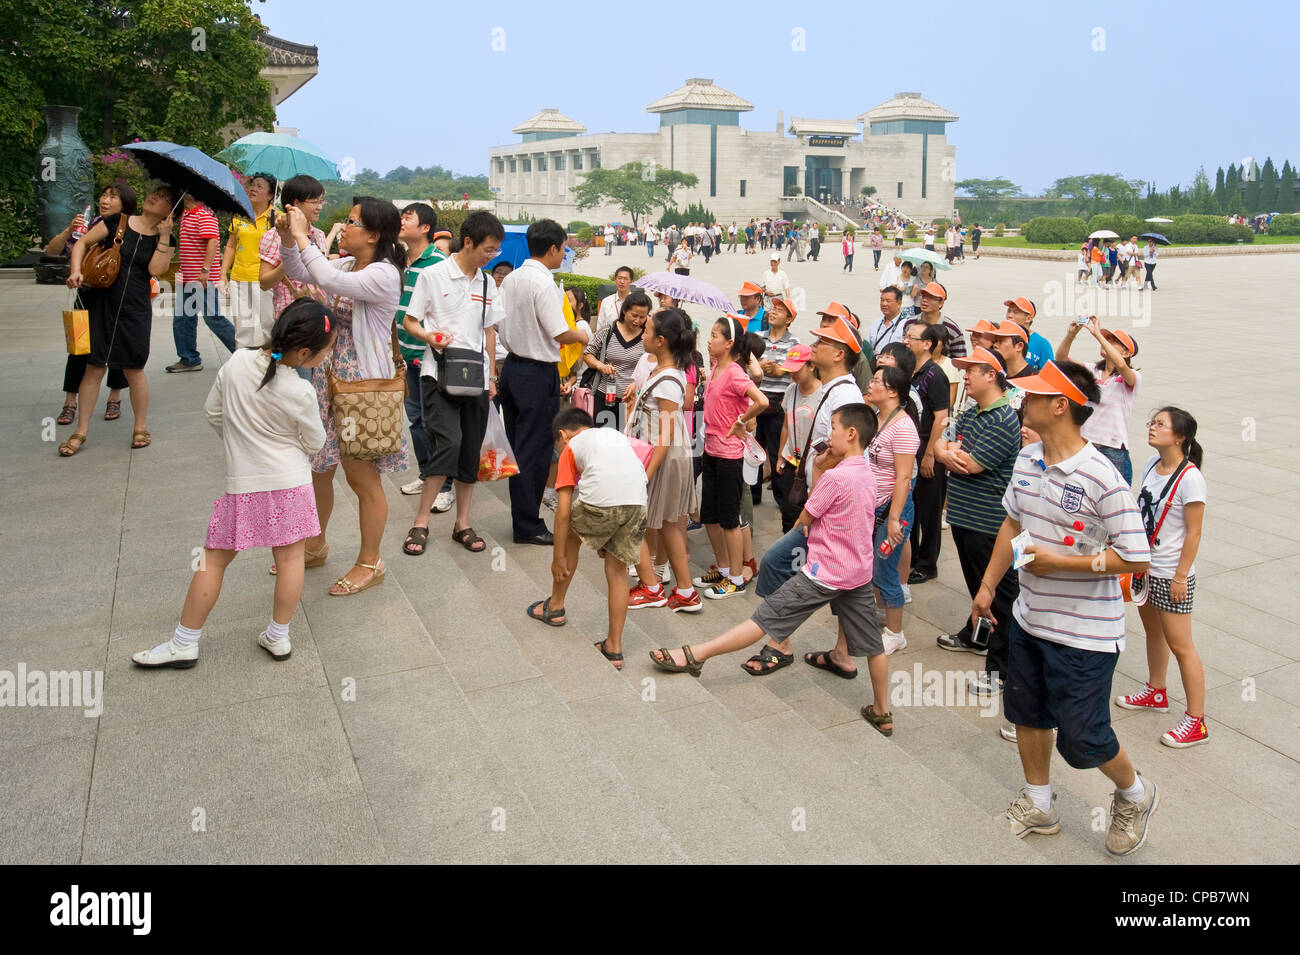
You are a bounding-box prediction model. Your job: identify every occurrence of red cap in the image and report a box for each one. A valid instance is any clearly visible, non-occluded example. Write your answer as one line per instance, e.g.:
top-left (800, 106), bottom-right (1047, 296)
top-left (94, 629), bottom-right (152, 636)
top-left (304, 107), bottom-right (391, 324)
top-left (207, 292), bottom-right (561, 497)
top-left (920, 281), bottom-right (947, 301)
top-left (771, 297), bottom-right (797, 319)
top-left (809, 316), bottom-right (862, 354)
top-left (1012, 360), bottom-right (1089, 405)
top-left (966, 319), bottom-right (998, 335)
top-left (779, 343), bottom-right (813, 371)
top-left (737, 281), bottom-right (764, 298)
top-left (1003, 297), bottom-right (1036, 318)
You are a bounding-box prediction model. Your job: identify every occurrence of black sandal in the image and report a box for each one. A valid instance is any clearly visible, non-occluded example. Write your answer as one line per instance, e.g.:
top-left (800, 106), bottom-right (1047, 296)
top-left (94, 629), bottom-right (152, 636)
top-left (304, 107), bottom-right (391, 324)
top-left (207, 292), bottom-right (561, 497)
top-left (104, 399), bottom-right (121, 421)
top-left (649, 645), bottom-right (703, 677)
top-left (595, 639), bottom-right (624, 670)
top-left (742, 644), bottom-right (794, 676)
top-left (402, 525), bottom-right (429, 556)
top-left (451, 526), bottom-right (486, 553)
top-left (526, 598), bottom-right (566, 627)
top-left (804, 650), bottom-right (858, 680)
top-left (861, 703), bottom-right (894, 737)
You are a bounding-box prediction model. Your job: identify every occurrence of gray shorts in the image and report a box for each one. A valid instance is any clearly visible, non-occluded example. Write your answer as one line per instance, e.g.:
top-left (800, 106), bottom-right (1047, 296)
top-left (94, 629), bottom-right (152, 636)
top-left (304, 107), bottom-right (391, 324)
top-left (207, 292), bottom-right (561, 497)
top-left (751, 572), bottom-right (883, 657)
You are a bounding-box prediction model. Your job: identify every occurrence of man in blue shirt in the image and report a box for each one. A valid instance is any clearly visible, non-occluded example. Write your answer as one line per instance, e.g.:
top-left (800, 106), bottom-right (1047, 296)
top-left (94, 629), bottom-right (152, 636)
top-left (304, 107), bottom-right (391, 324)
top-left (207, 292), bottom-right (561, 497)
top-left (1003, 297), bottom-right (1053, 371)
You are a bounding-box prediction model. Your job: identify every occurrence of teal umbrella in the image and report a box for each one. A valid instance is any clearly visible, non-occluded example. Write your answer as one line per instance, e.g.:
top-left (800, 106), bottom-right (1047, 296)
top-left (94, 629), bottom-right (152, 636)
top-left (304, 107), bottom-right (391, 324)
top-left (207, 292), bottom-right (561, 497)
top-left (216, 132), bottom-right (339, 183)
top-left (898, 246), bottom-right (951, 271)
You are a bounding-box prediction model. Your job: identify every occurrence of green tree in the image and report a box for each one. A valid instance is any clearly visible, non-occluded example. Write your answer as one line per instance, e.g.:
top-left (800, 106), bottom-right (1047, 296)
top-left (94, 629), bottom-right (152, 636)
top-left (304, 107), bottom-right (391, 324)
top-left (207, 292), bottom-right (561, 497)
top-left (572, 162), bottom-right (699, 230)
top-left (1243, 172), bottom-right (1262, 215)
top-left (1189, 166), bottom-right (1217, 214)
top-left (860, 185), bottom-right (876, 197)
top-left (1045, 174), bottom-right (1131, 215)
top-left (1279, 162), bottom-right (1297, 214)
top-left (955, 177), bottom-right (1023, 198)
top-left (0, 0), bottom-right (276, 260)
top-left (1213, 167), bottom-right (1227, 211)
top-left (1258, 157), bottom-right (1279, 212)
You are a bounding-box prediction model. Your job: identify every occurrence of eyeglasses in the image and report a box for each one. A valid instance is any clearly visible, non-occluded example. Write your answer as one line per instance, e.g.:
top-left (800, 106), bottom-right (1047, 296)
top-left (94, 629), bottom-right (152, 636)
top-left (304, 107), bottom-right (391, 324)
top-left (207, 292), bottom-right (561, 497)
top-left (344, 217), bottom-right (366, 229)
top-left (1147, 419), bottom-right (1170, 430)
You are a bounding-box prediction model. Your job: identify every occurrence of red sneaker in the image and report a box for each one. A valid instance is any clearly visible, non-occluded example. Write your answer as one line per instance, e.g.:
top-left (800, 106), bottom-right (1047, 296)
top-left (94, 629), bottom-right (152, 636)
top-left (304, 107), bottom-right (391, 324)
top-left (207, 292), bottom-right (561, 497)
top-left (666, 589), bottom-right (703, 613)
top-left (1115, 683), bottom-right (1169, 711)
top-left (1161, 713), bottom-right (1209, 748)
top-left (628, 584), bottom-right (668, 609)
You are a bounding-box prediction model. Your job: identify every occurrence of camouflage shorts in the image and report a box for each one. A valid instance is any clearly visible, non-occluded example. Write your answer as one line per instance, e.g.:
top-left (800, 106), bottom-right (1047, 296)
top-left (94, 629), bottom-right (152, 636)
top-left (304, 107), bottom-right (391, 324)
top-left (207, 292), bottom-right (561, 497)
top-left (569, 501), bottom-right (647, 566)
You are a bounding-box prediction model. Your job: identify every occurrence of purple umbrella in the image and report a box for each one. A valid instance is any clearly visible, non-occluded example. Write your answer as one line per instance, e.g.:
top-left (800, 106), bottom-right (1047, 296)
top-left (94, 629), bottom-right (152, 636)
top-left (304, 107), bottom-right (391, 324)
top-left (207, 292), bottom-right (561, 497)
top-left (633, 271), bottom-right (735, 311)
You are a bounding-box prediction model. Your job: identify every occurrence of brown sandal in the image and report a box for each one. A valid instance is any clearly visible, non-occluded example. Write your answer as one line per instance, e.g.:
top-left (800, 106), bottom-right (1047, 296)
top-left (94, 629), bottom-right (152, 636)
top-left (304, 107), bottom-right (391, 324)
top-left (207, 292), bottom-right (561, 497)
top-left (104, 399), bottom-right (121, 421)
top-left (451, 526), bottom-right (486, 553)
top-left (131, 430), bottom-right (151, 449)
top-left (860, 703), bottom-right (894, 737)
top-left (56, 404), bottom-right (76, 425)
top-left (58, 433), bottom-right (88, 457)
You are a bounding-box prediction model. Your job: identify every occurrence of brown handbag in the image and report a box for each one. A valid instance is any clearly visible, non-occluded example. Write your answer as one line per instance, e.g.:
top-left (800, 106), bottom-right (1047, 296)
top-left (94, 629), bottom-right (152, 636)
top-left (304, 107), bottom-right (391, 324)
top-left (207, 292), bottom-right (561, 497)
top-left (327, 322), bottom-right (408, 461)
top-left (81, 215), bottom-right (127, 289)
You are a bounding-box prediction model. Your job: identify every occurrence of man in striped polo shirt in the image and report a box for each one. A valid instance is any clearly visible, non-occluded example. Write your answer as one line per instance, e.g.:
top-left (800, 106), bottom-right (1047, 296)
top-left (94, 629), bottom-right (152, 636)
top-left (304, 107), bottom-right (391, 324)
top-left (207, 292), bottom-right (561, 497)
top-left (394, 204), bottom-right (447, 508)
top-left (934, 347), bottom-right (1022, 697)
top-left (971, 359), bottom-right (1158, 857)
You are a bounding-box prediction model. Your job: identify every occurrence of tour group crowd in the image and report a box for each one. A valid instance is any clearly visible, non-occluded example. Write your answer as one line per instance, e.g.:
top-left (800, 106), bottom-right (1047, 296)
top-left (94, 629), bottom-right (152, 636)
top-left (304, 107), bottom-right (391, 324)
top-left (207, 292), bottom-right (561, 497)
top-left (50, 174), bottom-right (1210, 857)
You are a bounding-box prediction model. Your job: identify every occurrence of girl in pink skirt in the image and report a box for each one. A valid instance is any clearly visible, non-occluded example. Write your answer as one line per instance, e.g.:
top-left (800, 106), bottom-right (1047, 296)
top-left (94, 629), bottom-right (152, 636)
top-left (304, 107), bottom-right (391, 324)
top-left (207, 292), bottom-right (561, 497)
top-left (133, 300), bottom-right (336, 668)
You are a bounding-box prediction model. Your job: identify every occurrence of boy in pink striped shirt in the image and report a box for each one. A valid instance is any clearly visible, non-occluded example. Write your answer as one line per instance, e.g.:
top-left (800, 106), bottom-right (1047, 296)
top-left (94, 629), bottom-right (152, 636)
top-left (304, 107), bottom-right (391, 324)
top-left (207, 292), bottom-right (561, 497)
top-left (651, 404), bottom-right (896, 732)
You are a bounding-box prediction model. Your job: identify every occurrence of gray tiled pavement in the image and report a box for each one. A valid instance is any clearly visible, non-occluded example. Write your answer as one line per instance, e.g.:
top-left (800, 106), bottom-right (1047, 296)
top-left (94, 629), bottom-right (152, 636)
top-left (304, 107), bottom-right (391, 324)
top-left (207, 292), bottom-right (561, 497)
top-left (0, 243), bottom-right (1296, 864)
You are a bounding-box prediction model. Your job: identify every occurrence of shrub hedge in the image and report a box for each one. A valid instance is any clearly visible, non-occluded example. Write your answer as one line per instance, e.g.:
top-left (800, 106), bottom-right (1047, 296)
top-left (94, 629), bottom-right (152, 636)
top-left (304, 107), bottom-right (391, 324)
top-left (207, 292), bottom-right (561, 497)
top-left (1086, 214), bottom-right (1146, 239)
top-left (1267, 214), bottom-right (1300, 235)
top-left (1022, 216), bottom-right (1089, 243)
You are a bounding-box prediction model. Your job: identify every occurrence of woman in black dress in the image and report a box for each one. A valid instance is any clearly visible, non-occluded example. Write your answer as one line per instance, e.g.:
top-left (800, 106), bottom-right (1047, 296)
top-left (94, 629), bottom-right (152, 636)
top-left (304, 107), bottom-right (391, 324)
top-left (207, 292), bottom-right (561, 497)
top-left (62, 185), bottom-right (177, 455)
top-left (46, 183), bottom-right (135, 424)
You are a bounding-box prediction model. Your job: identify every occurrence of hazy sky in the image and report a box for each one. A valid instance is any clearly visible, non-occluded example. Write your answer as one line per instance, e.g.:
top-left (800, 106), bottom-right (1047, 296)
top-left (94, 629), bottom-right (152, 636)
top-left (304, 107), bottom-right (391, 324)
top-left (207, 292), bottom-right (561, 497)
top-left (259, 0), bottom-right (1298, 195)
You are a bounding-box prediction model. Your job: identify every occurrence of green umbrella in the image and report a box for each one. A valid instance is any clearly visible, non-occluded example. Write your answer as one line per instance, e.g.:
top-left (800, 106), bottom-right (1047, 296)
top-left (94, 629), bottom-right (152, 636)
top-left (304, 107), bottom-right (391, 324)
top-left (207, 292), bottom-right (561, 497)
top-left (216, 132), bottom-right (339, 183)
top-left (898, 247), bottom-right (951, 271)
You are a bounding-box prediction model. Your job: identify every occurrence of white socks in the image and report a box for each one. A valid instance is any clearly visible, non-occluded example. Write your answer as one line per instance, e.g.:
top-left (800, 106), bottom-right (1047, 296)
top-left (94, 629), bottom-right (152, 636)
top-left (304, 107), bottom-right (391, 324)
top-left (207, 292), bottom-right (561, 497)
top-left (1025, 782), bottom-right (1053, 813)
top-left (267, 619), bottom-right (290, 642)
top-left (675, 587), bottom-right (695, 598)
top-left (173, 624), bottom-right (202, 648)
top-left (1118, 776), bottom-right (1146, 804)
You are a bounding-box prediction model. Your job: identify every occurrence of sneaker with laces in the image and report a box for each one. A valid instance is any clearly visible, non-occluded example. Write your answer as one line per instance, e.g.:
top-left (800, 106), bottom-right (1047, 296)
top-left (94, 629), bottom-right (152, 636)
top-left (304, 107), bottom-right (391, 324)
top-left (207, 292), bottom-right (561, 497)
top-left (968, 672), bottom-right (1003, 697)
top-left (165, 360), bottom-right (201, 373)
top-left (704, 578), bottom-right (746, 600)
top-left (628, 584), bottom-right (668, 609)
top-left (1161, 713), bottom-right (1209, 748)
top-left (882, 628), bottom-right (907, 656)
top-left (1115, 683), bottom-right (1168, 711)
top-left (258, 629), bottom-right (292, 661)
top-left (1002, 790), bottom-right (1060, 837)
top-left (431, 488), bottom-right (456, 514)
top-left (132, 639), bottom-right (198, 669)
top-left (692, 566), bottom-right (724, 588)
top-left (937, 632), bottom-right (987, 655)
top-left (666, 590), bottom-right (703, 613)
top-left (400, 479), bottom-right (424, 495)
top-left (1106, 774), bottom-right (1159, 856)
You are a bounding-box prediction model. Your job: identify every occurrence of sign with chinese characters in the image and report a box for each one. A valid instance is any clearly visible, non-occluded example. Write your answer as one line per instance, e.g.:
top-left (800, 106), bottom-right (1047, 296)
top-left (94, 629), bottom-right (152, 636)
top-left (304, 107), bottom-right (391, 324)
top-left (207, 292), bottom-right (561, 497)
top-left (807, 135), bottom-right (847, 147)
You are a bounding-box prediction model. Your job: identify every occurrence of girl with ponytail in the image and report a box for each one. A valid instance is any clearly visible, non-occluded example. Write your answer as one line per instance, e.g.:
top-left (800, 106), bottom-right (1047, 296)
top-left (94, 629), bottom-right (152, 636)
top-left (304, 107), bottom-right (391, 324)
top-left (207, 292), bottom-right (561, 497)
top-left (692, 315), bottom-right (769, 600)
top-left (1116, 406), bottom-right (1210, 749)
top-left (131, 298), bottom-right (336, 670)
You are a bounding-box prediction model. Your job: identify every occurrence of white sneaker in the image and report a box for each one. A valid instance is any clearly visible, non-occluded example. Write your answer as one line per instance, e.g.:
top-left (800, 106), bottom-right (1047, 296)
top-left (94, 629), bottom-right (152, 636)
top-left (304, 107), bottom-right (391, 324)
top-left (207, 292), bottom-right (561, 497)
top-left (258, 629), bottom-right (292, 661)
top-left (400, 479), bottom-right (424, 495)
top-left (431, 488), bottom-right (455, 514)
top-left (882, 628), bottom-right (907, 656)
top-left (132, 639), bottom-right (198, 669)
top-left (1000, 723), bottom-right (1018, 743)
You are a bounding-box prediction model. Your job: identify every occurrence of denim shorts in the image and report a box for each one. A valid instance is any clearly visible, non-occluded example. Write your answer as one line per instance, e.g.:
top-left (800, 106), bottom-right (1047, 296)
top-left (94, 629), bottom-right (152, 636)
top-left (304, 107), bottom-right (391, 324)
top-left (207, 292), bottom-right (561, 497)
top-left (1093, 443), bottom-right (1133, 486)
top-left (872, 485), bottom-right (915, 609)
top-left (1003, 617), bottom-right (1120, 770)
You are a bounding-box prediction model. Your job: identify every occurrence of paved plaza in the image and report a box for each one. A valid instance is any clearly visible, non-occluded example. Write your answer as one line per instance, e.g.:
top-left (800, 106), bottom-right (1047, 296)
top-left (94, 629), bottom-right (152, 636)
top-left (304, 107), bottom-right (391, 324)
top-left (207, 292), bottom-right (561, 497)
top-left (0, 244), bottom-right (1296, 864)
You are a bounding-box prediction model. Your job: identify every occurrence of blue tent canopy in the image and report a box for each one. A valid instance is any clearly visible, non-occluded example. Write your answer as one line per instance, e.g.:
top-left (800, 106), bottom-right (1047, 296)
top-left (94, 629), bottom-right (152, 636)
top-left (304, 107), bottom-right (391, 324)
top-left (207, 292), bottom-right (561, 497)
top-left (485, 224), bottom-right (574, 273)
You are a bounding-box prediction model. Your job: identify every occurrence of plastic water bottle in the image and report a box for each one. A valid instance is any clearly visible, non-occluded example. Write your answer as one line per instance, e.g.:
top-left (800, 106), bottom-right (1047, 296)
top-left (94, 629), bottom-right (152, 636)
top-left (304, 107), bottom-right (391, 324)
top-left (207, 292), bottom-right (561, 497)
top-left (1062, 517), bottom-right (1107, 554)
top-left (879, 519), bottom-right (909, 556)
